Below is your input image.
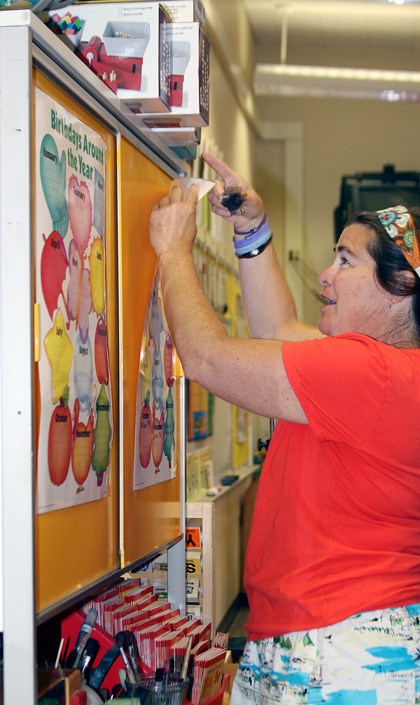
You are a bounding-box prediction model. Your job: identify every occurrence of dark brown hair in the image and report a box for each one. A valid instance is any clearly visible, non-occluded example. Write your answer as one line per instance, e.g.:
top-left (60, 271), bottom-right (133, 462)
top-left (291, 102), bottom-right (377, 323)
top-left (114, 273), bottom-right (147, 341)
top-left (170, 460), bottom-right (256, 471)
top-left (348, 208), bottom-right (420, 338)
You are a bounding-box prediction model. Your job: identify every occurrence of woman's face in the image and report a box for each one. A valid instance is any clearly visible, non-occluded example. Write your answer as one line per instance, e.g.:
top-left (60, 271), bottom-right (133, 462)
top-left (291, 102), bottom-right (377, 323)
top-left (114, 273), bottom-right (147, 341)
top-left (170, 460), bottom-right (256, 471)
top-left (318, 224), bottom-right (392, 338)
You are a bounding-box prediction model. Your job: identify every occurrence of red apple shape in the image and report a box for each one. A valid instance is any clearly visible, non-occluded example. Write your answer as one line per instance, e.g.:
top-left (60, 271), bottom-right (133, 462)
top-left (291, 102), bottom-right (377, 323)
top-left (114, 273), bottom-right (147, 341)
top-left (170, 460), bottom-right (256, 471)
top-left (94, 316), bottom-right (109, 385)
top-left (48, 391), bottom-right (72, 486)
top-left (41, 230), bottom-right (69, 319)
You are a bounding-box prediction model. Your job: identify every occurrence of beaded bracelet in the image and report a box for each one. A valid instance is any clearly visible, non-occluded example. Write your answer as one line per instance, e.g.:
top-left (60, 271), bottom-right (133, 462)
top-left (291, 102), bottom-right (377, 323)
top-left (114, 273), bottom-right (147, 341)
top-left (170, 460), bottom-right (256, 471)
top-left (237, 236), bottom-right (272, 259)
top-left (234, 214), bottom-right (267, 237)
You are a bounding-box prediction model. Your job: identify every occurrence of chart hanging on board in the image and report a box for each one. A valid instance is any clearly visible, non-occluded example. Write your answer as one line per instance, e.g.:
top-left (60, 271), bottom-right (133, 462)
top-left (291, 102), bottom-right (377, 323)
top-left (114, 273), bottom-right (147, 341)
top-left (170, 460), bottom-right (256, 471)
top-left (35, 88), bottom-right (113, 513)
top-left (133, 272), bottom-right (177, 489)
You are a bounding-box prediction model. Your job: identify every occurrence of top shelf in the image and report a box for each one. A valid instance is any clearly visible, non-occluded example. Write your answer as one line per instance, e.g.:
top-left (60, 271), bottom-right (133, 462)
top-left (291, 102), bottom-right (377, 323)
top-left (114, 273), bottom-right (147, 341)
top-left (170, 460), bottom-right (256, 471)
top-left (0, 8), bottom-right (188, 175)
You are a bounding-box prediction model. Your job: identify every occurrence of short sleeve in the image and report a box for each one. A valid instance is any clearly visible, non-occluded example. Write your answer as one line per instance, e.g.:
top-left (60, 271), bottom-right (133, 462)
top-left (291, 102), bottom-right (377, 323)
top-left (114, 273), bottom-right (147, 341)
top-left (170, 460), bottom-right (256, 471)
top-left (282, 334), bottom-right (388, 445)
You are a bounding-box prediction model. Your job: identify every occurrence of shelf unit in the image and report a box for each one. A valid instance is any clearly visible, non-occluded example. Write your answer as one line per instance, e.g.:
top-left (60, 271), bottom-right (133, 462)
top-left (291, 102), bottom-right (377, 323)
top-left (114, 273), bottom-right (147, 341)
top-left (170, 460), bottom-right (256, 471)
top-left (0, 11), bottom-right (189, 703)
top-left (186, 465), bottom-right (260, 638)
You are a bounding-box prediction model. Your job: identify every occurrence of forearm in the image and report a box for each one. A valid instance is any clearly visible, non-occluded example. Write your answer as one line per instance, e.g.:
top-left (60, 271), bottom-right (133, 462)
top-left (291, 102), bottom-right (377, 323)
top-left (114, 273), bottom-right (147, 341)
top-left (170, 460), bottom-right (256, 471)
top-left (156, 249), bottom-right (307, 423)
top-left (238, 240), bottom-right (297, 339)
top-left (157, 250), bottom-right (228, 384)
top-left (203, 152), bottom-right (320, 342)
top-left (238, 240), bottom-right (321, 342)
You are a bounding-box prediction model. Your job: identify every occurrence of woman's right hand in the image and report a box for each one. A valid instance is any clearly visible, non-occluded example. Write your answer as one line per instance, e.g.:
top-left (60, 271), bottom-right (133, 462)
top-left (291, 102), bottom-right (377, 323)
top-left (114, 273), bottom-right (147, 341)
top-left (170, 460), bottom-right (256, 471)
top-left (202, 152), bottom-right (265, 235)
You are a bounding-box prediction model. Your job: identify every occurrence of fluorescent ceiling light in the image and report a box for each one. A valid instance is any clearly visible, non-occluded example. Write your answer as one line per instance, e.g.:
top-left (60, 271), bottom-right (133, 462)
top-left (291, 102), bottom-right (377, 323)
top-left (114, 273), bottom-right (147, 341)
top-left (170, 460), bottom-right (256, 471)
top-left (254, 64), bottom-right (420, 101)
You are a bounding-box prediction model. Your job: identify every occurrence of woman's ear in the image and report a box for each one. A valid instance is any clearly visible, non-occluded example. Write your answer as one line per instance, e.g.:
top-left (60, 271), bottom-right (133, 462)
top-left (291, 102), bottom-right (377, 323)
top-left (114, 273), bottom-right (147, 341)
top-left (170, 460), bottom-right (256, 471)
top-left (395, 269), bottom-right (417, 293)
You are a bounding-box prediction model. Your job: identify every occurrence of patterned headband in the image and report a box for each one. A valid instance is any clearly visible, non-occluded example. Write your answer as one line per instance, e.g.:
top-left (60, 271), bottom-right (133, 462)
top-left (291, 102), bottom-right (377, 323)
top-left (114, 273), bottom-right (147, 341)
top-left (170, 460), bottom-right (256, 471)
top-left (376, 205), bottom-right (420, 277)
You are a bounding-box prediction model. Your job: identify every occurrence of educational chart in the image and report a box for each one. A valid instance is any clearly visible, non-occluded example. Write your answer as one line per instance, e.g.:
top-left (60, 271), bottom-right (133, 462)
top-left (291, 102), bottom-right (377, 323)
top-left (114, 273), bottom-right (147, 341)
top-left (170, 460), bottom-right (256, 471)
top-left (133, 272), bottom-right (177, 489)
top-left (35, 88), bottom-right (113, 513)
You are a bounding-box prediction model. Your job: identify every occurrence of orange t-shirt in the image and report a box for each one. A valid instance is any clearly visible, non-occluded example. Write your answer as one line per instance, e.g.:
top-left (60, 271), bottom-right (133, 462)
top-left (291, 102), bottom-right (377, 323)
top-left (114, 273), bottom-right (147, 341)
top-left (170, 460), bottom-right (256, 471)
top-left (245, 333), bottom-right (420, 640)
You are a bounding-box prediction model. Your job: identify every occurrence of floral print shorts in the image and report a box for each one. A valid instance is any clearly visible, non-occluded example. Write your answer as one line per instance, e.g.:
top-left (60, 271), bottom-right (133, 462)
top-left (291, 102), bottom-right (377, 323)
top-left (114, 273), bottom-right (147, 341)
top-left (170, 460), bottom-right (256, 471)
top-left (229, 604), bottom-right (420, 704)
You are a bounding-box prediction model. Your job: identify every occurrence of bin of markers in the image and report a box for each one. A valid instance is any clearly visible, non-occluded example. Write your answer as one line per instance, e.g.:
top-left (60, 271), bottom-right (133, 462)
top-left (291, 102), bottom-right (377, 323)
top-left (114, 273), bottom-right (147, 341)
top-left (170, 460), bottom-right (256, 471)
top-left (128, 676), bottom-right (190, 705)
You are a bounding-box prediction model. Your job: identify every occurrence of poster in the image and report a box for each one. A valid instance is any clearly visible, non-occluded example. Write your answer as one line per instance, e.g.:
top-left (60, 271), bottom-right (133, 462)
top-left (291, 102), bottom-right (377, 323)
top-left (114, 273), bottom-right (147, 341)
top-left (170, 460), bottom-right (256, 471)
top-left (133, 272), bottom-right (177, 489)
top-left (35, 88), bottom-right (113, 513)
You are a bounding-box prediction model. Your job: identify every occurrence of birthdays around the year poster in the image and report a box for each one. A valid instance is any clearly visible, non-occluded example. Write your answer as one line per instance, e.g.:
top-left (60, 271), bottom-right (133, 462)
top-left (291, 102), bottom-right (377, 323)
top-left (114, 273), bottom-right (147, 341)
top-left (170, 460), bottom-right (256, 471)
top-left (133, 273), bottom-right (177, 489)
top-left (35, 88), bottom-right (113, 513)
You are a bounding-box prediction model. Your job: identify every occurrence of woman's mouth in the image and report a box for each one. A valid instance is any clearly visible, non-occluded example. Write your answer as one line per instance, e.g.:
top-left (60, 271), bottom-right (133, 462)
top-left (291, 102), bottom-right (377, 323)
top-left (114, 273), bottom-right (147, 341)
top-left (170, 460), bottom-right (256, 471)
top-left (320, 294), bottom-right (336, 307)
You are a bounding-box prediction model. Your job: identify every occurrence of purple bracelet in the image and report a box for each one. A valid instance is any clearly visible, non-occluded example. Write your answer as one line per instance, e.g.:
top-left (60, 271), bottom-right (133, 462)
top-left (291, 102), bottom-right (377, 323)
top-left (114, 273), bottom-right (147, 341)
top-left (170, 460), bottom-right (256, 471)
top-left (234, 228), bottom-right (272, 256)
top-left (233, 214), bottom-right (267, 237)
top-left (233, 220), bottom-right (272, 254)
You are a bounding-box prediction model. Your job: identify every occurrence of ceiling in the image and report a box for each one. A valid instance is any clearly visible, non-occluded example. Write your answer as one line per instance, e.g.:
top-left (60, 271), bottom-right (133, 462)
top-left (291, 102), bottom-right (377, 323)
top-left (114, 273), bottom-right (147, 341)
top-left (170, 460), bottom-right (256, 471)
top-left (242, 0), bottom-right (420, 70)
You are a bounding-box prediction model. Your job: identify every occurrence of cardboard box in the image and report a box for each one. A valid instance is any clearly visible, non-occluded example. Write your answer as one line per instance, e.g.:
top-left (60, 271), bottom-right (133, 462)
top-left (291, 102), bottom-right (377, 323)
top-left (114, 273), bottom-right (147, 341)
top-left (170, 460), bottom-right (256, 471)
top-left (133, 22), bottom-right (210, 128)
top-left (37, 667), bottom-right (81, 703)
top-left (160, 0), bottom-right (206, 26)
top-left (49, 2), bottom-right (173, 112)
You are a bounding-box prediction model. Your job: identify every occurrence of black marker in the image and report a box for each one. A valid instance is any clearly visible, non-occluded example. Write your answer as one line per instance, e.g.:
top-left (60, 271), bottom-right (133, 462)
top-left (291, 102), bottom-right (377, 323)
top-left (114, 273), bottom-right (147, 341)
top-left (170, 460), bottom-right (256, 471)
top-left (220, 187), bottom-right (246, 214)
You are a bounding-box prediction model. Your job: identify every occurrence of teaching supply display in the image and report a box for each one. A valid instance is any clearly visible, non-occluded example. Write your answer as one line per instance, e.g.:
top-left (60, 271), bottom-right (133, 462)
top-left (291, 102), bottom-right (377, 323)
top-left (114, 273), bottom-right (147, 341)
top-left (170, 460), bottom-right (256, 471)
top-left (59, 583), bottom-right (229, 704)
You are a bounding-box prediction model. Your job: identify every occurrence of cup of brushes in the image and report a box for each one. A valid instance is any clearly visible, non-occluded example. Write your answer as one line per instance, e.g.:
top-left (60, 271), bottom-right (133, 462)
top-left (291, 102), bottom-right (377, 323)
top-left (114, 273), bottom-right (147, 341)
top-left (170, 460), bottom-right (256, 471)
top-left (122, 635), bottom-right (192, 704)
top-left (61, 608), bottom-right (192, 703)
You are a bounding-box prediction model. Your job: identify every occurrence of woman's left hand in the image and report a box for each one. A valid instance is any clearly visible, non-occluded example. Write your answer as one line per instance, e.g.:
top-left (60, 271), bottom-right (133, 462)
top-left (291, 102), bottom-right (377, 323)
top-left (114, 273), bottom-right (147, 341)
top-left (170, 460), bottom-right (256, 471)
top-left (149, 182), bottom-right (199, 259)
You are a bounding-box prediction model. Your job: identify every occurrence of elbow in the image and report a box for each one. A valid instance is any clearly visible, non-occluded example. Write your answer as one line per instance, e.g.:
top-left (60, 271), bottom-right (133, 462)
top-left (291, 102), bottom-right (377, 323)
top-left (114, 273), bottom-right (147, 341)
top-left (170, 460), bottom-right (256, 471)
top-left (177, 331), bottom-right (225, 389)
top-left (180, 349), bottom-right (211, 387)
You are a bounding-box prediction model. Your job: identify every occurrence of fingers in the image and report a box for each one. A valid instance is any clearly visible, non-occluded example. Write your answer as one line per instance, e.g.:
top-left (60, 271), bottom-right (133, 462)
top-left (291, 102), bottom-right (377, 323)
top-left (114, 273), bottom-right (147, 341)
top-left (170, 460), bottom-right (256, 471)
top-left (186, 183), bottom-right (199, 206)
top-left (152, 182), bottom-right (198, 221)
top-left (169, 183), bottom-right (183, 202)
top-left (159, 194), bottom-right (171, 209)
top-left (210, 178), bottom-right (225, 201)
top-left (202, 152), bottom-right (234, 181)
top-left (207, 190), bottom-right (233, 218)
top-left (202, 152), bottom-right (248, 190)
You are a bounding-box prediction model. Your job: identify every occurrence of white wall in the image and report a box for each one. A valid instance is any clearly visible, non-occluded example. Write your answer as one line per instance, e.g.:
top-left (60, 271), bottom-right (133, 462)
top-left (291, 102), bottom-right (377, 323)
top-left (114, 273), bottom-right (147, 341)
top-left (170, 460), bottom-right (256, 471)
top-left (258, 96), bottom-right (420, 323)
top-left (203, 1), bottom-right (420, 326)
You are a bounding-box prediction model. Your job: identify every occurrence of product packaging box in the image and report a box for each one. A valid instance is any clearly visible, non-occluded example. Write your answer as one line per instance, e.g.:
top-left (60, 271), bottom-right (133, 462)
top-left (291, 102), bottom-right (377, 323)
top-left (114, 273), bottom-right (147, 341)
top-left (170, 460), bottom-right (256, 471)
top-left (152, 126), bottom-right (201, 160)
top-left (48, 2), bottom-right (173, 112)
top-left (37, 667), bottom-right (81, 703)
top-left (135, 22), bottom-right (210, 128)
top-left (160, 0), bottom-right (206, 26)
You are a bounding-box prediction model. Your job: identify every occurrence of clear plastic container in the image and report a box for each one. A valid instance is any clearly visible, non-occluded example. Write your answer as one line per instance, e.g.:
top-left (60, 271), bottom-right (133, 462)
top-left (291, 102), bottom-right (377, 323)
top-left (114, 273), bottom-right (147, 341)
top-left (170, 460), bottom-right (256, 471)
top-left (133, 676), bottom-right (189, 705)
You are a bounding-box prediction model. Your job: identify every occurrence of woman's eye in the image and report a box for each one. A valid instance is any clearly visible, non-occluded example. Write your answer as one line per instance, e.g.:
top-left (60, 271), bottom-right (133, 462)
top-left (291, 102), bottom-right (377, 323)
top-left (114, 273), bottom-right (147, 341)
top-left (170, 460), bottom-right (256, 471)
top-left (339, 256), bottom-right (349, 266)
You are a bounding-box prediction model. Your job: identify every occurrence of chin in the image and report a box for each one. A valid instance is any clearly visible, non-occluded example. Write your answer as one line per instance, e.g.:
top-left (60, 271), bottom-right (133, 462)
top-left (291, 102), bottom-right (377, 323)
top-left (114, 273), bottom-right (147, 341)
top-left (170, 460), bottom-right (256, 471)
top-left (317, 317), bottom-right (330, 336)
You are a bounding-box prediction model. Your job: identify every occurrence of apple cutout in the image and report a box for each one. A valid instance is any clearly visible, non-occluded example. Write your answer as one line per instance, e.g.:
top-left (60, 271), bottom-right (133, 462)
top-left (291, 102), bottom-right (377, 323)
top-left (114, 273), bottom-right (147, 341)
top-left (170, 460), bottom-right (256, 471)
top-left (164, 333), bottom-right (174, 388)
top-left (139, 390), bottom-right (152, 469)
top-left (92, 382), bottom-right (112, 485)
top-left (94, 316), bottom-right (109, 386)
top-left (152, 403), bottom-right (165, 474)
top-left (72, 398), bottom-right (94, 493)
top-left (44, 308), bottom-right (73, 404)
top-left (164, 387), bottom-right (175, 468)
top-left (40, 230), bottom-right (69, 320)
top-left (67, 239), bottom-right (93, 342)
top-left (48, 386), bottom-right (72, 486)
top-left (68, 174), bottom-right (92, 256)
top-left (89, 237), bottom-right (105, 316)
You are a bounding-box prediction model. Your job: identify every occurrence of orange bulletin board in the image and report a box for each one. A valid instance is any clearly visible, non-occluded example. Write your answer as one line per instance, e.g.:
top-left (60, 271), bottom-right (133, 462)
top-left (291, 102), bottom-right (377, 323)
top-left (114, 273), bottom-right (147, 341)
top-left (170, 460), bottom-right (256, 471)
top-left (118, 137), bottom-right (183, 566)
top-left (34, 70), bottom-right (119, 614)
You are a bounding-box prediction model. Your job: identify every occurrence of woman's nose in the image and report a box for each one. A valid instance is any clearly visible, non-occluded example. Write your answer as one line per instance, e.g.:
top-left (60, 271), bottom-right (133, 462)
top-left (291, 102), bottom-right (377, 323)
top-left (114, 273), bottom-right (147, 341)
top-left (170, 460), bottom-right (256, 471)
top-left (319, 261), bottom-right (335, 286)
top-left (319, 270), bottom-right (330, 286)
